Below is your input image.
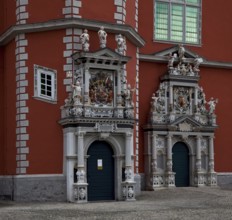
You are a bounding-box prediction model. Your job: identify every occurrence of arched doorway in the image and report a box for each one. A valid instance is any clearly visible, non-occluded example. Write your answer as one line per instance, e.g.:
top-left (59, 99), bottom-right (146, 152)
top-left (87, 141), bottom-right (115, 201)
top-left (172, 142), bottom-right (190, 187)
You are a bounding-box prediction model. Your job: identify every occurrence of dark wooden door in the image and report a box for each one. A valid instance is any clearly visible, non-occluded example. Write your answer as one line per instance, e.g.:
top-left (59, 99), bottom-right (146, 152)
top-left (87, 141), bottom-right (115, 201)
top-left (172, 142), bottom-right (190, 187)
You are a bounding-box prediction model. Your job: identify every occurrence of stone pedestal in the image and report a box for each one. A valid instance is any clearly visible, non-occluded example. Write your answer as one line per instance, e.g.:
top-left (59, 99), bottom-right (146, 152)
top-left (194, 172), bottom-right (207, 186)
top-left (208, 172), bottom-right (217, 186)
top-left (165, 172), bottom-right (175, 187)
top-left (73, 183), bottom-right (88, 203)
top-left (122, 182), bottom-right (136, 201)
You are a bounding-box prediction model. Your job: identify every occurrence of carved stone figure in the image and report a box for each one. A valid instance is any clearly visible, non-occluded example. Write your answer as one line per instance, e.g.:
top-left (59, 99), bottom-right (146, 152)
top-left (98, 26), bottom-right (107, 48)
top-left (124, 84), bottom-right (134, 107)
top-left (193, 56), bottom-right (203, 72)
top-left (128, 186), bottom-right (134, 198)
top-left (76, 169), bottom-right (85, 183)
top-left (80, 29), bottom-right (90, 52)
top-left (79, 187), bottom-right (86, 200)
top-left (208, 97), bottom-right (218, 114)
top-left (125, 168), bottom-right (132, 181)
top-left (72, 80), bottom-right (82, 105)
top-left (116, 34), bottom-right (126, 55)
top-left (168, 53), bottom-right (177, 69)
top-left (178, 44), bottom-right (185, 62)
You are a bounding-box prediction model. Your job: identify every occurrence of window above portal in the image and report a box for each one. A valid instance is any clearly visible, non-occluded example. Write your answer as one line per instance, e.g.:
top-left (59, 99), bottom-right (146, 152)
top-left (154, 0), bottom-right (201, 45)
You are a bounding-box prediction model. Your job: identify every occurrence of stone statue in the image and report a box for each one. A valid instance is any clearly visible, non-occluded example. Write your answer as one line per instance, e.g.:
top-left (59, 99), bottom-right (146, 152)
top-left (116, 34), bottom-right (126, 54)
top-left (178, 44), bottom-right (185, 62)
top-left (80, 29), bottom-right (90, 52)
top-left (168, 53), bottom-right (177, 69)
top-left (193, 56), bottom-right (203, 72)
top-left (208, 97), bottom-right (218, 114)
top-left (72, 80), bottom-right (82, 105)
top-left (98, 26), bottom-right (107, 48)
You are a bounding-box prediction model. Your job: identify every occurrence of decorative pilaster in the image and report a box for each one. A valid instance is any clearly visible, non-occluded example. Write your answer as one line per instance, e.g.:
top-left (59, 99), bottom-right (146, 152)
top-left (151, 134), bottom-right (157, 172)
top-left (196, 136), bottom-right (201, 172)
top-left (169, 85), bottom-right (173, 111)
top-left (65, 131), bottom-right (76, 202)
top-left (122, 132), bottom-right (136, 201)
top-left (194, 86), bottom-right (198, 112)
top-left (194, 135), bottom-right (206, 187)
top-left (165, 135), bottom-right (175, 187)
top-left (84, 67), bottom-right (90, 104)
top-left (73, 131), bottom-right (88, 203)
top-left (208, 136), bottom-right (217, 186)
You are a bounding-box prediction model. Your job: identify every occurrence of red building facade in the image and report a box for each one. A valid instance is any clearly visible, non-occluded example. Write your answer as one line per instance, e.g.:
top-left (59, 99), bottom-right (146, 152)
top-left (0, 0), bottom-right (231, 201)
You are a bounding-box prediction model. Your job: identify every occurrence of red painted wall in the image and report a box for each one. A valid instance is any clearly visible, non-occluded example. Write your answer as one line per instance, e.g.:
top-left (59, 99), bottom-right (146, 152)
top-left (4, 40), bottom-right (17, 175)
top-left (26, 30), bottom-right (66, 174)
top-left (2, 0), bottom-right (16, 33)
top-left (138, 62), bottom-right (167, 172)
top-left (125, 0), bottom-right (136, 29)
top-left (199, 67), bottom-right (232, 172)
top-left (27, 0), bottom-right (64, 24)
top-left (82, 0), bottom-right (115, 23)
top-left (0, 0), bottom-right (4, 34)
top-left (0, 47), bottom-right (4, 174)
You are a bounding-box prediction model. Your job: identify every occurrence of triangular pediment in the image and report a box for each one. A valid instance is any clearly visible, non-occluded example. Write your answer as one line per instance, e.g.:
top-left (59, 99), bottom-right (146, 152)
top-left (93, 48), bottom-right (124, 58)
top-left (72, 47), bottom-right (131, 63)
top-left (170, 116), bottom-right (203, 131)
top-left (152, 45), bottom-right (205, 60)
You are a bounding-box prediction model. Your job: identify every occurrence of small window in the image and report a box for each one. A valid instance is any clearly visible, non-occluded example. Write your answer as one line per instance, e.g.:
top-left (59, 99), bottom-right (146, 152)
top-left (34, 65), bottom-right (57, 103)
top-left (154, 0), bottom-right (201, 44)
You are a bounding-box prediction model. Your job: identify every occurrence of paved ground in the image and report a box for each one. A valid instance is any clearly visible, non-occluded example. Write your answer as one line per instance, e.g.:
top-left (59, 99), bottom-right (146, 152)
top-left (0, 187), bottom-right (232, 220)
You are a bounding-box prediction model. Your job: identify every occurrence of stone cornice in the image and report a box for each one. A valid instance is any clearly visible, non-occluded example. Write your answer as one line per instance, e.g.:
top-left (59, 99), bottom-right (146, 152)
top-left (0, 18), bottom-right (145, 47)
top-left (139, 54), bottom-right (232, 70)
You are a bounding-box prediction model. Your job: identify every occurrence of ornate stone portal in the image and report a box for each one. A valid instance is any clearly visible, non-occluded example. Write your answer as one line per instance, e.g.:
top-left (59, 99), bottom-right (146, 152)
top-left (144, 45), bottom-right (218, 190)
top-left (59, 29), bottom-right (136, 203)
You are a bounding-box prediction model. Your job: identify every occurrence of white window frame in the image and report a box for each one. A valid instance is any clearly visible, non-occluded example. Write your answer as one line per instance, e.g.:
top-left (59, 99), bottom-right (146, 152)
top-left (34, 65), bottom-right (57, 103)
top-left (154, 0), bottom-right (202, 45)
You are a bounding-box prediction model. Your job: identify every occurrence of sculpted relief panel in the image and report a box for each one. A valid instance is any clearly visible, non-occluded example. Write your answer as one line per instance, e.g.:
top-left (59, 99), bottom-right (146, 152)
top-left (89, 70), bottom-right (114, 106)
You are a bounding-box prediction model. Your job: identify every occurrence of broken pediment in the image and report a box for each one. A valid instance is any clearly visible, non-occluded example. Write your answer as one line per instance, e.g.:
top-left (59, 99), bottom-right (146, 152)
top-left (152, 45), bottom-right (205, 60)
top-left (72, 47), bottom-right (131, 65)
top-left (171, 116), bottom-right (202, 131)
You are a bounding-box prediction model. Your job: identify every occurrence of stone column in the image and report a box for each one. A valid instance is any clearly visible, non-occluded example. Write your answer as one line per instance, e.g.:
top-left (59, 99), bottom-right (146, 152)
top-left (125, 132), bottom-right (133, 181)
top-left (73, 131), bottom-right (88, 203)
top-left (122, 132), bottom-right (136, 201)
top-left (208, 136), bottom-right (217, 186)
top-left (84, 67), bottom-right (90, 104)
top-left (194, 135), bottom-right (205, 186)
top-left (169, 85), bottom-right (173, 111)
top-left (166, 134), bottom-right (172, 172)
top-left (151, 134), bottom-right (157, 172)
top-left (165, 134), bottom-right (175, 187)
top-left (194, 87), bottom-right (198, 109)
top-left (208, 136), bottom-right (215, 172)
top-left (117, 68), bottom-right (123, 106)
top-left (196, 136), bottom-right (201, 172)
top-left (65, 131), bottom-right (76, 202)
top-left (77, 131), bottom-right (85, 181)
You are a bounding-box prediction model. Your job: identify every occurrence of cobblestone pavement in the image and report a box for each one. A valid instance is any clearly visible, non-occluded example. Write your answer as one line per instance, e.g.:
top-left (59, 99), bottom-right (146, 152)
top-left (0, 187), bottom-right (232, 220)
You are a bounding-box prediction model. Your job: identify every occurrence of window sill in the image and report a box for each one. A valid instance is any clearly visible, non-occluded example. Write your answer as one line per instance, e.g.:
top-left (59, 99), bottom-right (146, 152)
top-left (33, 96), bottom-right (57, 105)
top-left (153, 39), bottom-right (202, 47)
